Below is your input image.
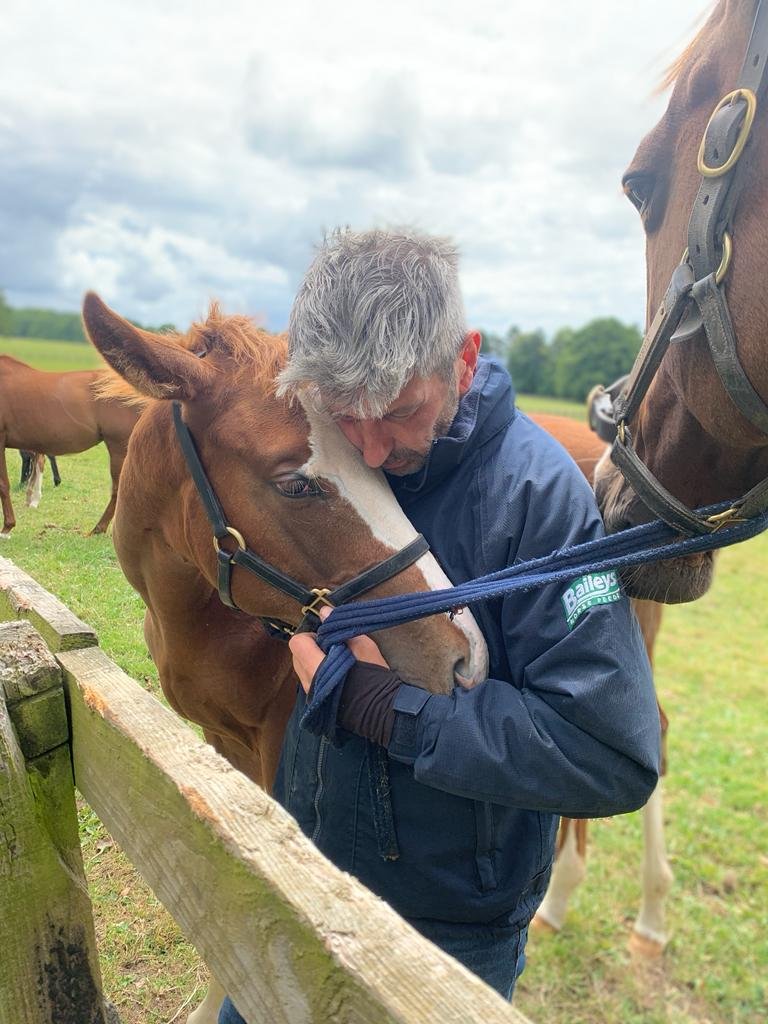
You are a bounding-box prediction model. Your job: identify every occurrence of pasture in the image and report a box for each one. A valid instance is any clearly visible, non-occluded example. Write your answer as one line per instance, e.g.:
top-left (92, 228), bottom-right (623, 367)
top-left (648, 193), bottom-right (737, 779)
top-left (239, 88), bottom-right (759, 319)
top-left (2, 337), bottom-right (767, 1024)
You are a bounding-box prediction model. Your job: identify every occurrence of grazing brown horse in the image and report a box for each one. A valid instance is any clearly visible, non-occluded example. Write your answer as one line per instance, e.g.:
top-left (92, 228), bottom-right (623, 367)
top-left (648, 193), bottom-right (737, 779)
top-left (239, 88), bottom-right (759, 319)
top-left (0, 355), bottom-right (142, 536)
top-left (594, 0), bottom-right (768, 602)
top-left (529, 415), bottom-right (671, 957)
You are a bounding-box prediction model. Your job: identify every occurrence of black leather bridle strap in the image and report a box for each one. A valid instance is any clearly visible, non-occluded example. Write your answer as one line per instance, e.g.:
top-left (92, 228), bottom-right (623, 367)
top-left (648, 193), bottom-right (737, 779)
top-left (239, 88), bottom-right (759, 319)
top-left (690, 274), bottom-right (768, 433)
top-left (173, 400), bottom-right (230, 541)
top-left (173, 401), bottom-right (312, 609)
top-left (611, 428), bottom-right (719, 535)
top-left (326, 534), bottom-right (429, 606)
top-left (171, 401), bottom-right (431, 628)
top-left (612, 263), bottom-right (694, 427)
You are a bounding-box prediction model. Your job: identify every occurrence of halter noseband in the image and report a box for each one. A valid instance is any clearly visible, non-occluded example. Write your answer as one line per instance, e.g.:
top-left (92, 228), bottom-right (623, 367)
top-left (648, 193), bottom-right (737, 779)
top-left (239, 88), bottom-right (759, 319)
top-left (172, 401), bottom-right (430, 637)
top-left (590, 0), bottom-right (768, 536)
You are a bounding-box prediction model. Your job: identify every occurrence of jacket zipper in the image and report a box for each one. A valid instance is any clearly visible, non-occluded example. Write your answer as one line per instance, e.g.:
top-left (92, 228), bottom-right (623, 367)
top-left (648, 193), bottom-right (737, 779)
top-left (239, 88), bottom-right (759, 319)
top-left (311, 737), bottom-right (329, 844)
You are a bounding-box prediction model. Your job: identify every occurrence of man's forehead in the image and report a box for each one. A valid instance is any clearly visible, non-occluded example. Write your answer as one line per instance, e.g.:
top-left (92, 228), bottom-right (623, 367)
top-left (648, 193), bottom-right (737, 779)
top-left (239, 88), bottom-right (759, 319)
top-left (326, 376), bottom-right (432, 421)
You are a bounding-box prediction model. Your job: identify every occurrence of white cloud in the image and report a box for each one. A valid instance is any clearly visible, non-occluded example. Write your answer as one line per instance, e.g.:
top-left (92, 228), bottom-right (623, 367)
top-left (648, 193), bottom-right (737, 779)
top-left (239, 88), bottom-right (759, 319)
top-left (0, 0), bottom-right (708, 334)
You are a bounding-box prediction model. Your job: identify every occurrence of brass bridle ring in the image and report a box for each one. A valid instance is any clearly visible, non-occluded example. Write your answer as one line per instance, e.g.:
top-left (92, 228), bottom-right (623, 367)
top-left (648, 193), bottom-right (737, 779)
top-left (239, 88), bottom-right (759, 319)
top-left (715, 231), bottom-right (733, 284)
top-left (213, 526), bottom-right (246, 554)
top-left (697, 88), bottom-right (757, 178)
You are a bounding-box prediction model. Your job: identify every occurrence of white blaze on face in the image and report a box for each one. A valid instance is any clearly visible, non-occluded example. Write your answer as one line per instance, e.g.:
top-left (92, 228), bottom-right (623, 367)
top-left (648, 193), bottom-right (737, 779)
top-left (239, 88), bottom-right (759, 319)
top-left (301, 401), bottom-right (489, 685)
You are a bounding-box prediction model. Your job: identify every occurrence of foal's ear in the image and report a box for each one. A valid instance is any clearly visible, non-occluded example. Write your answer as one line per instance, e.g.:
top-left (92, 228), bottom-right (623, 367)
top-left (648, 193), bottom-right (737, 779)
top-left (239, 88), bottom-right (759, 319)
top-left (82, 292), bottom-right (216, 401)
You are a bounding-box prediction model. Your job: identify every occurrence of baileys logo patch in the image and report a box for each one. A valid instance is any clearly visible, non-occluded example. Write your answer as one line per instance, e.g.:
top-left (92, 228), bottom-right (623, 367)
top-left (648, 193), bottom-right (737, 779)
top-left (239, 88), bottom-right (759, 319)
top-left (561, 571), bottom-right (621, 629)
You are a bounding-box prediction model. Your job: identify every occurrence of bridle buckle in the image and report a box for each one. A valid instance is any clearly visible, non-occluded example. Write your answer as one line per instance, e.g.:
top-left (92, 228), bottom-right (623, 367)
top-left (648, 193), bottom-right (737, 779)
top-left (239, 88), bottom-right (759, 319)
top-left (705, 507), bottom-right (747, 530)
top-left (301, 588), bottom-right (335, 618)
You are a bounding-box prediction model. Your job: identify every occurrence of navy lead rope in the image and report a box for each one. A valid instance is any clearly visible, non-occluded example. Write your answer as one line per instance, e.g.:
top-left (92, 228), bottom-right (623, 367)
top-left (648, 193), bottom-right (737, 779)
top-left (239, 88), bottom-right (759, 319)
top-left (300, 502), bottom-right (768, 739)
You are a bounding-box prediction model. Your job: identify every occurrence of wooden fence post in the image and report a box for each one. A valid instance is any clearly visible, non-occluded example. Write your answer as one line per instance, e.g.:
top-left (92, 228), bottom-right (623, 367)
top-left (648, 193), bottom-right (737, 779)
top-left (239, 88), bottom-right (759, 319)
top-left (0, 620), bottom-right (112, 1024)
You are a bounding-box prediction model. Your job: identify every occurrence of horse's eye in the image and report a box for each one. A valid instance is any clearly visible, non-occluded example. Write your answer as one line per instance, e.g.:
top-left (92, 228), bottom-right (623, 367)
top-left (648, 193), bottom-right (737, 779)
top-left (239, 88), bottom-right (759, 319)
top-left (622, 173), bottom-right (654, 215)
top-left (273, 474), bottom-right (323, 498)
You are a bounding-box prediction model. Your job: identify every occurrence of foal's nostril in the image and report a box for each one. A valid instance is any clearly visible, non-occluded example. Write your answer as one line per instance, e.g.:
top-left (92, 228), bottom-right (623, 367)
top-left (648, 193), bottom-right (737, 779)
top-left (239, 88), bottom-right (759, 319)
top-left (453, 657), bottom-right (472, 688)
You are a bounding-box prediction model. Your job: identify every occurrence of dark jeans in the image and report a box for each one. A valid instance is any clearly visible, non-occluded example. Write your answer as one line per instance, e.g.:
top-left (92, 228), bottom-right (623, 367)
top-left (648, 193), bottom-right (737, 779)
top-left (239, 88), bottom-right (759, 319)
top-left (217, 920), bottom-right (528, 1022)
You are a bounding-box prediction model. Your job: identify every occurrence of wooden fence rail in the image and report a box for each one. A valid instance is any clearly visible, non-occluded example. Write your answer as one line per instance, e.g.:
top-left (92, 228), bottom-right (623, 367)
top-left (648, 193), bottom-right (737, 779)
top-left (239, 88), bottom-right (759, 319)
top-left (0, 557), bottom-right (534, 1024)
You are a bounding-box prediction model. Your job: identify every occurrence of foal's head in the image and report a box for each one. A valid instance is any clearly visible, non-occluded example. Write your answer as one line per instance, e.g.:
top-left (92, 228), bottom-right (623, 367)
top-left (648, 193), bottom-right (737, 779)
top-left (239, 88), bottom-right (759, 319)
top-left (595, 0), bottom-right (768, 602)
top-left (83, 293), bottom-right (488, 691)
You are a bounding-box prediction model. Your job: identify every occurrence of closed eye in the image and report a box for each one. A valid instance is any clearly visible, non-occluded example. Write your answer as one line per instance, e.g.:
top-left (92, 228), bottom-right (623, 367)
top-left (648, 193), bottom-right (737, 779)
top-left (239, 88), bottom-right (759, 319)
top-left (273, 473), bottom-right (324, 498)
top-left (622, 173), bottom-right (655, 216)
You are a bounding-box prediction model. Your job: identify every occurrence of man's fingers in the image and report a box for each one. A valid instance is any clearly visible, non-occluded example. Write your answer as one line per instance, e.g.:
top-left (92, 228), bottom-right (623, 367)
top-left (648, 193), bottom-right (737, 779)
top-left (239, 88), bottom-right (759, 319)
top-left (346, 633), bottom-right (389, 668)
top-left (288, 632), bottom-right (325, 693)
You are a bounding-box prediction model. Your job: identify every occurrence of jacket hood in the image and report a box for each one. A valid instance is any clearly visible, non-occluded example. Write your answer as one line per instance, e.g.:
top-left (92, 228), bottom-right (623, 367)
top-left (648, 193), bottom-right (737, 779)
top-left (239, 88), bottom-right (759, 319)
top-left (388, 356), bottom-right (516, 500)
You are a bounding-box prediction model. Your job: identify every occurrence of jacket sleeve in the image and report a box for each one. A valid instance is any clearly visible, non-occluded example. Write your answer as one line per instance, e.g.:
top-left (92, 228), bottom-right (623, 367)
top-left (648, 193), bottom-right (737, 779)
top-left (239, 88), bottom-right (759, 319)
top-left (387, 473), bottom-right (661, 818)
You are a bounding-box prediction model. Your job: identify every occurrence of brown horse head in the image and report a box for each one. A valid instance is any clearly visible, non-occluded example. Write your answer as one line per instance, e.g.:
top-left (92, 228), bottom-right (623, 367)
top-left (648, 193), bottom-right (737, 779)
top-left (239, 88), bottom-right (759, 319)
top-left (595, 0), bottom-right (768, 602)
top-left (82, 293), bottom-right (488, 701)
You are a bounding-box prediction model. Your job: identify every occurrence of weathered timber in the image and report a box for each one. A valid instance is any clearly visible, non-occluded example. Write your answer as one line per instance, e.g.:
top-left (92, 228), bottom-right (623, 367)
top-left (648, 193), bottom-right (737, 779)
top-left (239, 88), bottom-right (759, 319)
top-left (0, 622), bottom-right (109, 1024)
top-left (60, 644), bottom-right (533, 1024)
top-left (0, 556), bottom-right (97, 651)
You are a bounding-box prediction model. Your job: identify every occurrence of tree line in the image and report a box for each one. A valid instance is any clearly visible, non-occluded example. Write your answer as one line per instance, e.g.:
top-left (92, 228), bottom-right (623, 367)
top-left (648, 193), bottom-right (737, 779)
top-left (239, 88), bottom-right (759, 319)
top-left (2, 288), bottom-right (639, 403)
top-left (480, 318), bottom-right (641, 401)
top-left (0, 290), bottom-right (174, 342)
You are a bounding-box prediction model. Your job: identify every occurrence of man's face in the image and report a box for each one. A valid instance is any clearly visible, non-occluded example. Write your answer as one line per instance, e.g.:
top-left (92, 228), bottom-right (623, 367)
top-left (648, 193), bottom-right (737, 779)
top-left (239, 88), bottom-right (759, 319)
top-left (329, 332), bottom-right (480, 475)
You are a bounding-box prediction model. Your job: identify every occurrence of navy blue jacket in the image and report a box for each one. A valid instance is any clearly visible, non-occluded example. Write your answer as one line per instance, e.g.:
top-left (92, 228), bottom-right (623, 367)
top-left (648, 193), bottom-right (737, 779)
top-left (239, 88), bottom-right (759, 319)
top-left (274, 358), bottom-right (660, 928)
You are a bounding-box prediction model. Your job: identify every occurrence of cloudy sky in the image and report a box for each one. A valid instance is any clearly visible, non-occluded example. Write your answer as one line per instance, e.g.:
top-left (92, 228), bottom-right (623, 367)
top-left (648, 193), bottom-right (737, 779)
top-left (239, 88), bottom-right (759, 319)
top-left (1, 0), bottom-right (710, 337)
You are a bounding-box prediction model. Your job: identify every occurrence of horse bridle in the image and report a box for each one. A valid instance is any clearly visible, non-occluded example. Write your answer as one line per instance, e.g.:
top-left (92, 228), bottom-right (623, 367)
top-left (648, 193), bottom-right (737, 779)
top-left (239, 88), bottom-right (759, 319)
top-left (590, 0), bottom-right (768, 536)
top-left (171, 401), bottom-right (430, 637)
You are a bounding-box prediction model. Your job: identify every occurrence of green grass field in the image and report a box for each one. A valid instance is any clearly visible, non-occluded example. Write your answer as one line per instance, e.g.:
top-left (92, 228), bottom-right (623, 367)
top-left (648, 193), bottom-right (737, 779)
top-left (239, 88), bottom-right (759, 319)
top-left (1, 335), bottom-right (104, 371)
top-left (2, 337), bottom-right (767, 1023)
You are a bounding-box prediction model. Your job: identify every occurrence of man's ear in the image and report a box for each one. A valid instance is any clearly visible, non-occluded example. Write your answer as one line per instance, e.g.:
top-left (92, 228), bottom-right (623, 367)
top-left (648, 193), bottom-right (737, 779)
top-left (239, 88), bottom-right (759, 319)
top-left (457, 330), bottom-right (481, 395)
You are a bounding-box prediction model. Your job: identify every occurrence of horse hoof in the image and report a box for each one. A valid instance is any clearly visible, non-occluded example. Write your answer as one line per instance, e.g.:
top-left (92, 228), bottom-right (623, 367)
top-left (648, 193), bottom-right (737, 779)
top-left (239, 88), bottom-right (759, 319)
top-left (0, 532), bottom-right (12, 540)
top-left (89, 526), bottom-right (107, 536)
top-left (531, 912), bottom-right (560, 935)
top-left (628, 929), bottom-right (666, 959)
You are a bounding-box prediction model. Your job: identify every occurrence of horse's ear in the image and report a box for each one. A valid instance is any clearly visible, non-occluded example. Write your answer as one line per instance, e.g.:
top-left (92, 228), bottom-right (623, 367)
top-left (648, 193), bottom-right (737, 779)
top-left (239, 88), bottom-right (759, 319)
top-left (82, 292), bottom-right (216, 401)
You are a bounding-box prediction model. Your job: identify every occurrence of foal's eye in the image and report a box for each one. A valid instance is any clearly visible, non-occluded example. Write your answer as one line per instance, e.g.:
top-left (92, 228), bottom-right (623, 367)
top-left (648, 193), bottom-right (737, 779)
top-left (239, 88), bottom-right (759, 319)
top-left (622, 173), bottom-right (654, 216)
top-left (273, 473), bottom-right (323, 498)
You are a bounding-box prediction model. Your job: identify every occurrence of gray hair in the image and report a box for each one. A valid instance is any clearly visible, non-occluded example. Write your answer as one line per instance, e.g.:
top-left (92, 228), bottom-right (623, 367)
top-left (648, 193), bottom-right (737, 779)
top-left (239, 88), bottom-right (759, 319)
top-left (277, 227), bottom-right (467, 417)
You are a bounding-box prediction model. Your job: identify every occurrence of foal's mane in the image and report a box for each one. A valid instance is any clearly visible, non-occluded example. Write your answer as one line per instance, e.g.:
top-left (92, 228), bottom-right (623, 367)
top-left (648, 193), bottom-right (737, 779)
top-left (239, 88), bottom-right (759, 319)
top-left (94, 303), bottom-right (288, 405)
top-left (186, 302), bottom-right (288, 390)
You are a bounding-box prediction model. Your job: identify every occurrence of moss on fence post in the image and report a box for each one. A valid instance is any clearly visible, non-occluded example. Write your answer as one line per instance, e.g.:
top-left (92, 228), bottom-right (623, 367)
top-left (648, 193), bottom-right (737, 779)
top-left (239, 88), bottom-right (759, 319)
top-left (0, 620), bottom-right (110, 1024)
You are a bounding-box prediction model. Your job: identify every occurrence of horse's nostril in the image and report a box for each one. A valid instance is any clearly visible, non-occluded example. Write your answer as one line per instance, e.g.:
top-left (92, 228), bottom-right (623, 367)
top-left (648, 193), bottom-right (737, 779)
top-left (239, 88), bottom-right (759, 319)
top-left (453, 658), bottom-right (472, 688)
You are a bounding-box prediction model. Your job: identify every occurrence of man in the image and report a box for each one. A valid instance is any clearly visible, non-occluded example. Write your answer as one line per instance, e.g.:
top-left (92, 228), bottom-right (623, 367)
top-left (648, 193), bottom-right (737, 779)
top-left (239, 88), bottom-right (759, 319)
top-left (218, 229), bottom-right (659, 1021)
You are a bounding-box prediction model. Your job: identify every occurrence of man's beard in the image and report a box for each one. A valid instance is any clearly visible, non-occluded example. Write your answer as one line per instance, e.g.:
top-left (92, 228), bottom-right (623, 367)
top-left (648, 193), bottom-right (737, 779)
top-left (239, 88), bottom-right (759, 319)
top-left (383, 387), bottom-right (460, 476)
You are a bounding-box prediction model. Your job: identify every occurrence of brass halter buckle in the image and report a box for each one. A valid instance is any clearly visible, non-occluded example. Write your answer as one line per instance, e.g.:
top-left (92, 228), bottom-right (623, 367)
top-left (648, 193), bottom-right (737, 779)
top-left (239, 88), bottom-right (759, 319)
top-left (213, 526), bottom-right (247, 555)
top-left (705, 506), bottom-right (747, 530)
top-left (697, 88), bottom-right (758, 178)
top-left (301, 588), bottom-right (335, 619)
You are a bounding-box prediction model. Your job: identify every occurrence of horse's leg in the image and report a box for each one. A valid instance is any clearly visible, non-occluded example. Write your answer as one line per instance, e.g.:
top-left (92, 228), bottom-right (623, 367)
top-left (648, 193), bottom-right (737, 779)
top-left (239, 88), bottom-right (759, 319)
top-left (187, 976), bottom-right (227, 1024)
top-left (0, 441), bottom-right (16, 537)
top-left (532, 818), bottom-right (588, 932)
top-left (19, 451), bottom-right (32, 488)
top-left (89, 441), bottom-right (126, 535)
top-left (628, 779), bottom-right (673, 957)
top-left (26, 454), bottom-right (44, 508)
top-left (624, 601), bottom-right (672, 956)
top-left (49, 455), bottom-right (62, 486)
top-left (628, 702), bottom-right (672, 957)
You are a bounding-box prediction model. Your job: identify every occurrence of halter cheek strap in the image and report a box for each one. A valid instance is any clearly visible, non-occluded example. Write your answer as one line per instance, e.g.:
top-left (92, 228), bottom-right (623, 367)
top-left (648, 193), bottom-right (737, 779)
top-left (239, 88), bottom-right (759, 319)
top-left (171, 402), bottom-right (430, 635)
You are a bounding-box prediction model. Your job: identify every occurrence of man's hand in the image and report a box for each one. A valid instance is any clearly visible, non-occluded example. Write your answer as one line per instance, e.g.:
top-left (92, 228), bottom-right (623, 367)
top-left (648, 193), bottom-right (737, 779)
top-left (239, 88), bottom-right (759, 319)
top-left (288, 607), bottom-right (390, 694)
top-left (289, 608), bottom-right (404, 747)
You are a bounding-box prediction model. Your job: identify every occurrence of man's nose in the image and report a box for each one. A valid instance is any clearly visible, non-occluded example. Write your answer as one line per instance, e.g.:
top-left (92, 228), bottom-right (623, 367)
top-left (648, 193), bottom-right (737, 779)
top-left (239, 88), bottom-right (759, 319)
top-left (357, 423), bottom-right (392, 468)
